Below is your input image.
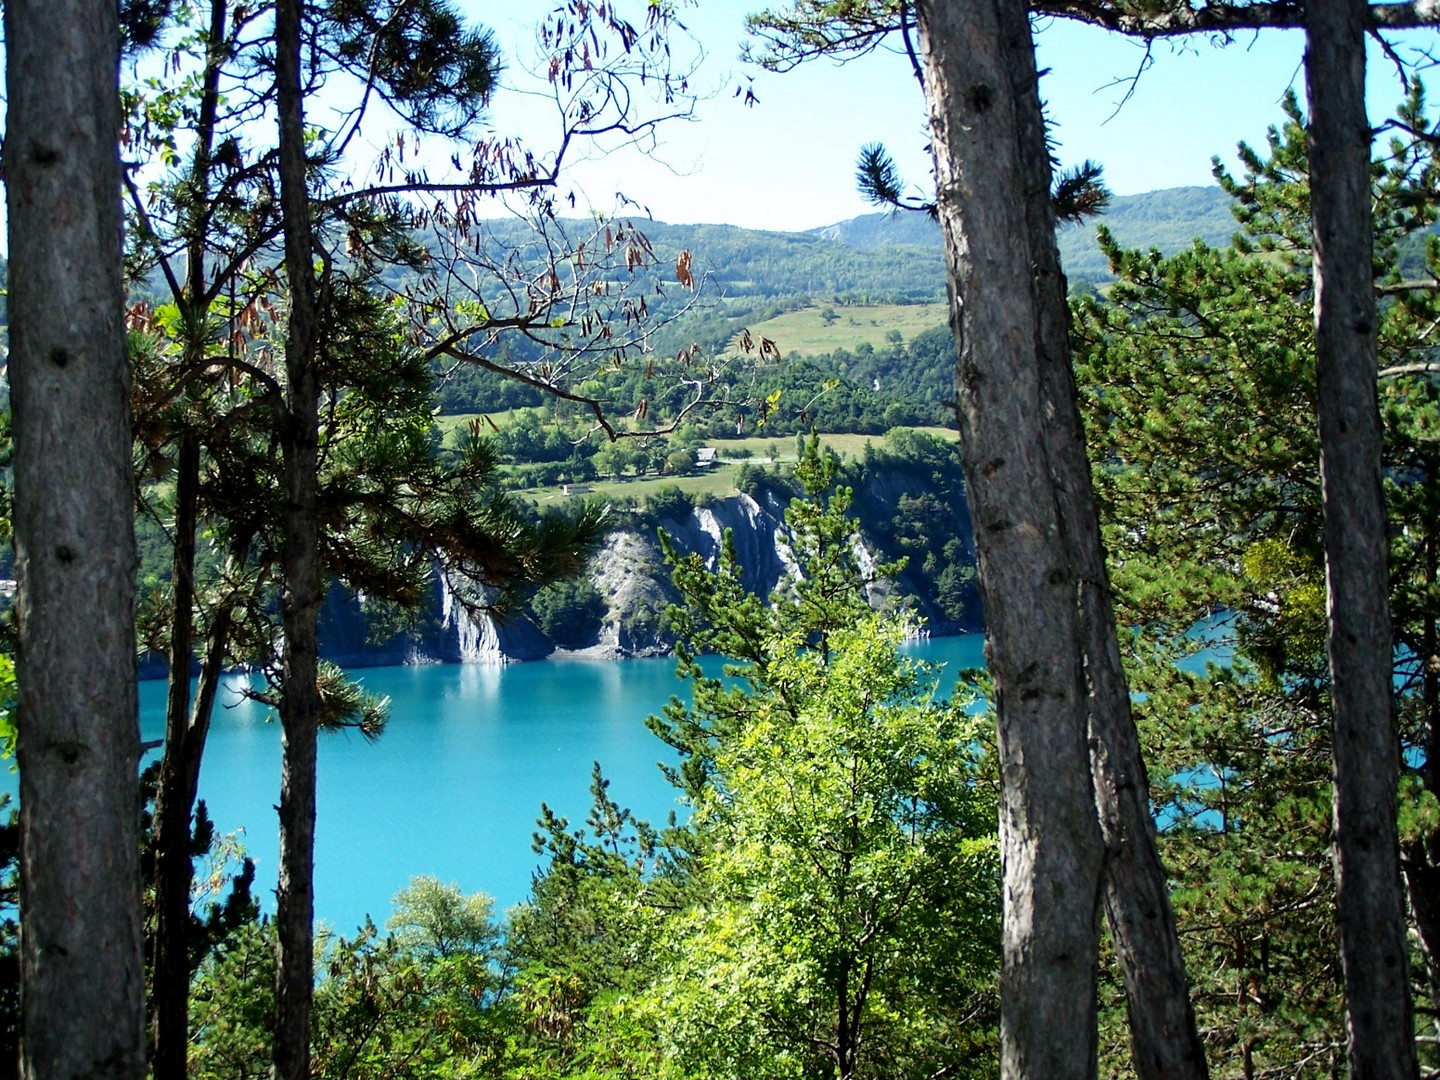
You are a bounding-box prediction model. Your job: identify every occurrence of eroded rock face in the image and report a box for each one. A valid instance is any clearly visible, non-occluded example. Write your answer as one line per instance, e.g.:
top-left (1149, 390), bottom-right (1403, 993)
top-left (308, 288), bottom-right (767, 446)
top-left (658, 494), bottom-right (796, 601)
top-left (434, 495), bottom-right (805, 662)
top-left (231, 482), bottom-right (978, 672)
top-left (140, 458), bottom-right (981, 678)
top-left (437, 572), bottom-right (552, 663)
top-left (584, 530), bottom-right (679, 658)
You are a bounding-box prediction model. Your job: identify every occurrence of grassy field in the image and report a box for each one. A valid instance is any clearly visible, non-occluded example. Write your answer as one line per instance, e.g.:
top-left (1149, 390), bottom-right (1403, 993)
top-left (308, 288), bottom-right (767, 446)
top-left (434, 409), bottom-right (523, 435)
top-left (528, 466), bottom-right (743, 506)
top-left (733, 303), bottom-right (948, 358)
top-left (522, 427), bottom-right (957, 505)
top-left (700, 428), bottom-right (954, 462)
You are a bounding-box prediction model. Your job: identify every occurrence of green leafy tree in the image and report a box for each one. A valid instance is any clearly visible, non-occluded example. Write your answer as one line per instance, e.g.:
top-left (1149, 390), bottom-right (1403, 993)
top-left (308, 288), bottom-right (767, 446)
top-left (646, 616), bottom-right (999, 1080)
top-left (310, 880), bottom-right (506, 1080)
top-left (386, 876), bottom-right (500, 965)
top-left (640, 442), bottom-right (1000, 1079)
top-left (497, 445), bottom-right (1002, 1078)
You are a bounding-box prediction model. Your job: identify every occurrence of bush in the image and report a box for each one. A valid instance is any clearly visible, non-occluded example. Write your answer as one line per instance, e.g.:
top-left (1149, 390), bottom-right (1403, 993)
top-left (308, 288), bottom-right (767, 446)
top-left (645, 486), bottom-right (693, 524)
top-left (530, 578), bottom-right (606, 647)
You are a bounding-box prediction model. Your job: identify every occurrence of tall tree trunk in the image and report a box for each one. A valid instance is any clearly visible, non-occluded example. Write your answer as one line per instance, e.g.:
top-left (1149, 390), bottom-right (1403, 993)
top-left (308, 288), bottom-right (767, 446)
top-left (272, 0), bottom-right (324, 1075)
top-left (149, 6), bottom-right (232, 1071)
top-left (1018, 45), bottom-right (1209, 1080)
top-left (1409, 523), bottom-right (1440, 1024)
top-left (1306, 3), bottom-right (1419, 1075)
top-left (913, 2), bottom-right (1206, 1075)
top-left (151, 544), bottom-right (246, 1080)
top-left (151, 431), bottom-right (200, 1080)
top-left (912, 3), bottom-right (1105, 1075)
top-left (4, 0), bottom-right (146, 1077)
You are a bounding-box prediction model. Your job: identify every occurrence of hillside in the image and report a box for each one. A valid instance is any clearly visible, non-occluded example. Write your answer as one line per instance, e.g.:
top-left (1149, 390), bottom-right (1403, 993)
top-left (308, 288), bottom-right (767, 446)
top-left (448, 185), bottom-right (1238, 319)
top-left (806, 185), bottom-right (1236, 282)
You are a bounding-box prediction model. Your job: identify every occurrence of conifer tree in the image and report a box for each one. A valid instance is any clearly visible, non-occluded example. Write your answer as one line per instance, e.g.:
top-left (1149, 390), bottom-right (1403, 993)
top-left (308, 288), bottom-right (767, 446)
top-left (5, 0), bottom-right (146, 1077)
top-left (1306, 1), bottom-right (1417, 1073)
top-left (119, 2), bottom-right (703, 1074)
top-left (1072, 91), bottom-right (1440, 1074)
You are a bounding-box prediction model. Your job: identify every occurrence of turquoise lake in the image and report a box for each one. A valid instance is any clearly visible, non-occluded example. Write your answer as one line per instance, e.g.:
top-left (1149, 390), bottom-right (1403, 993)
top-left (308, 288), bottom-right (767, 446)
top-left (126, 634), bottom-right (987, 935)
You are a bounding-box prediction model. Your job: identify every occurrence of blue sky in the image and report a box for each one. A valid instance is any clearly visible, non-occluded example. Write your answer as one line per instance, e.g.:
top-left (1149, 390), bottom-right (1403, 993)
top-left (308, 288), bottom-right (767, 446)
top-left (458, 3), bottom-right (1436, 232)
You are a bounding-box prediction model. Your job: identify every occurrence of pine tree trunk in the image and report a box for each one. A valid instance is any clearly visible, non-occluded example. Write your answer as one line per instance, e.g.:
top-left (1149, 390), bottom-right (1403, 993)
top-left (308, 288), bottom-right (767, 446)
top-left (1306, 2), bottom-right (1419, 1075)
top-left (914, 2), bottom-right (1207, 1075)
top-left (1018, 59), bottom-right (1209, 1080)
top-left (149, 7), bottom-right (233, 1069)
top-left (149, 4), bottom-right (236, 1065)
top-left (1409, 524), bottom-right (1440, 1025)
top-left (912, 3), bottom-right (1104, 1075)
top-left (151, 546), bottom-right (245, 1080)
top-left (4, 0), bottom-right (146, 1076)
top-left (272, 0), bottom-right (324, 1075)
top-left (151, 431), bottom-right (200, 1080)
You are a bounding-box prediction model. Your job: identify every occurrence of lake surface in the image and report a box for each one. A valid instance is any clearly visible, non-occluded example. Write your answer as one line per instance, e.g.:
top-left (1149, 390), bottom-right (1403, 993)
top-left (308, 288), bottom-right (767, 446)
top-left (114, 634), bottom-right (988, 934)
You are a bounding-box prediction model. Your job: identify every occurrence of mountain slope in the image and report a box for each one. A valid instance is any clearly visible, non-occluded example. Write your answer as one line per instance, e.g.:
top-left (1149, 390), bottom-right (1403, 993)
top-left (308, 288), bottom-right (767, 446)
top-left (806, 185), bottom-right (1236, 281)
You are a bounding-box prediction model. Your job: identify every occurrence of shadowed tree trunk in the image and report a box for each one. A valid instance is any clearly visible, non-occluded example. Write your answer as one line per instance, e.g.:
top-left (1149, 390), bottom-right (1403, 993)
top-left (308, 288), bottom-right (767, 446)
top-left (1306, 1), bottom-right (1418, 1075)
top-left (1405, 523), bottom-right (1440, 1026)
top-left (911, 1), bottom-right (1207, 1076)
top-left (149, 4), bottom-right (240, 1073)
top-left (151, 430), bottom-right (200, 1080)
top-left (151, 529), bottom-right (250, 1080)
top-left (271, 0), bottom-right (324, 1075)
top-left (4, 0), bottom-right (146, 1077)
top-left (1017, 33), bottom-right (1209, 1080)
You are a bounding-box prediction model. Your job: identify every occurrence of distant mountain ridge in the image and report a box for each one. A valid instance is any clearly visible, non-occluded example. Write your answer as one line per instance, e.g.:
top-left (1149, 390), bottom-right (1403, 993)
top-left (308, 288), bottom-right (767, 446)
top-left (804, 185), bottom-right (1236, 281)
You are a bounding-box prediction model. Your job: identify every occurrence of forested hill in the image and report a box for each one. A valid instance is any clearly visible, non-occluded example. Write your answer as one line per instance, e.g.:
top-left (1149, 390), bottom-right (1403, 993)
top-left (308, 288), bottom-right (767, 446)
top-left (805, 185), bottom-right (1235, 282)
top-left (457, 184), bottom-right (1237, 309)
top-left (659, 183), bottom-right (1235, 297)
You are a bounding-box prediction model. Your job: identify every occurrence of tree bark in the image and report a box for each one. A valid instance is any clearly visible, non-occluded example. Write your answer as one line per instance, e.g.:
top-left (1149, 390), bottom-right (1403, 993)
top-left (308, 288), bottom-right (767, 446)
top-left (913, 2), bottom-right (1207, 1075)
top-left (912, 3), bottom-right (1105, 1076)
top-left (1306, 2), bottom-right (1419, 1076)
top-left (272, 0), bottom-right (324, 1076)
top-left (4, 0), bottom-right (146, 1076)
top-left (150, 5), bottom-right (234, 1071)
top-left (151, 431), bottom-right (200, 1080)
top-left (1407, 524), bottom-right (1440, 1025)
top-left (1016, 41), bottom-right (1209, 1080)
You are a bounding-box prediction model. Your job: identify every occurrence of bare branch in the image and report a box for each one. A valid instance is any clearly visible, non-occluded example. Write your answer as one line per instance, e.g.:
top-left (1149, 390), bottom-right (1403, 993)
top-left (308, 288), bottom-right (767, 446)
top-left (124, 168), bottom-right (184, 301)
top-left (1376, 277), bottom-right (1440, 293)
top-left (1034, 1), bottom-right (1440, 37)
top-left (1378, 360), bottom-right (1440, 378)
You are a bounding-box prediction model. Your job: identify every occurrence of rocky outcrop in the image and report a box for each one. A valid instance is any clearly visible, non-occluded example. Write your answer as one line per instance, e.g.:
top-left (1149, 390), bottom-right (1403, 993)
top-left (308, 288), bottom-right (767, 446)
top-left (309, 494), bottom-right (807, 665)
top-left (304, 480), bottom-right (978, 667)
top-left (658, 492), bottom-right (797, 600)
top-left (315, 568), bottom-right (551, 668)
top-left (581, 530), bottom-right (679, 658)
top-left (137, 462), bottom-right (980, 678)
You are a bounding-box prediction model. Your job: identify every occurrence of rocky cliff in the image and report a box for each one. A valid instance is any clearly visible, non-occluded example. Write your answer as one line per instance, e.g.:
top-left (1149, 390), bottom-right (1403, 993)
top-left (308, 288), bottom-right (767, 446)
top-left (318, 466), bottom-right (981, 666)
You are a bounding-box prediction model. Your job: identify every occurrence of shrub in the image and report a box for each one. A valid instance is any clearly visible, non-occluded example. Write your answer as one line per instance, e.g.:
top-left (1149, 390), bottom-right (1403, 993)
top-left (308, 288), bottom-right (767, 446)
top-left (530, 578), bottom-right (606, 647)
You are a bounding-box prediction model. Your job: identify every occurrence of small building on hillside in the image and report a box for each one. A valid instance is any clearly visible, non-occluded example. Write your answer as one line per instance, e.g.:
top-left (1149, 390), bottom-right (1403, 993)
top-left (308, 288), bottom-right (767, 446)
top-left (696, 447), bottom-right (718, 468)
